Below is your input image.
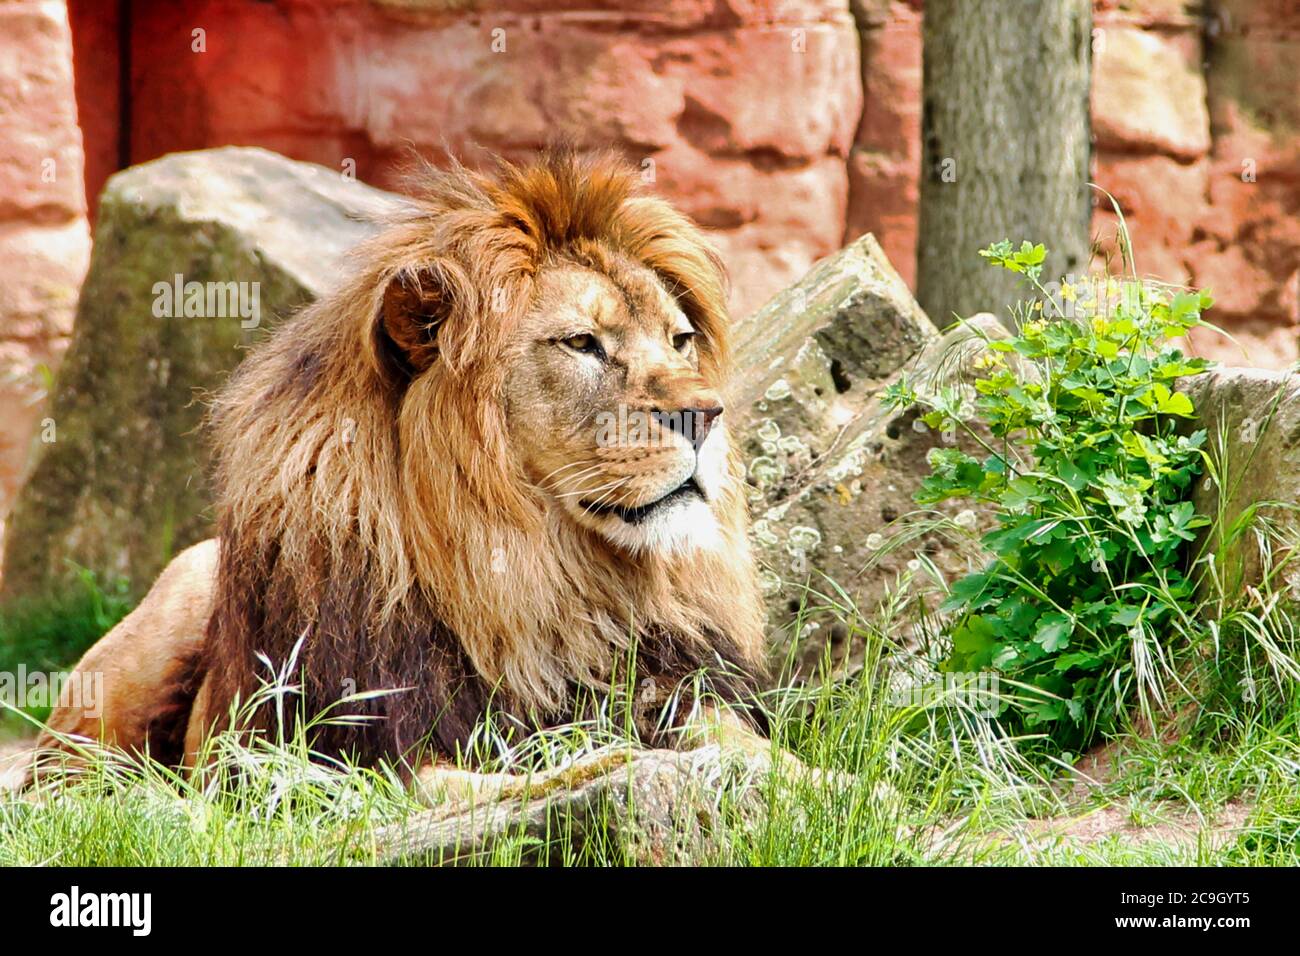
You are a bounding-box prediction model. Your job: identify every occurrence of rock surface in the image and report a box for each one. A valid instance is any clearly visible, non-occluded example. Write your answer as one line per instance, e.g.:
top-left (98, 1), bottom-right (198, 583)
top-left (731, 232), bottom-right (938, 450)
top-left (1180, 367), bottom-right (1300, 595)
top-left (1089, 0), bottom-right (1300, 368)
top-left (844, 0), bottom-right (923, 288)
top-left (727, 233), bottom-right (951, 658)
top-left (0, 148), bottom-right (400, 604)
top-left (0, 0), bottom-right (90, 546)
top-left (374, 745), bottom-right (767, 866)
top-left (62, 0), bottom-right (1299, 365)
top-left (1091, 26), bottom-right (1210, 161)
top-left (113, 0), bottom-right (863, 325)
top-left (738, 304), bottom-right (1005, 668)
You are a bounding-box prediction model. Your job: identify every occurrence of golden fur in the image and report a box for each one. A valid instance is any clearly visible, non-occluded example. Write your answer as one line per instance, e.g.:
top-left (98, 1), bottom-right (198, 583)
top-left (36, 149), bottom-right (767, 775)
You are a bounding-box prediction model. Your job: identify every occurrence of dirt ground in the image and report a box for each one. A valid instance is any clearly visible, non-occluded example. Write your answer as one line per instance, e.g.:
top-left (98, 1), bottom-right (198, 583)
top-left (1025, 800), bottom-right (1254, 852)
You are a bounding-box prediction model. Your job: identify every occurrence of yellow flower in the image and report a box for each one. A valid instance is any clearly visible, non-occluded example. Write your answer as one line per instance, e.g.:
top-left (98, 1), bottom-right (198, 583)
top-left (1060, 281), bottom-right (1077, 301)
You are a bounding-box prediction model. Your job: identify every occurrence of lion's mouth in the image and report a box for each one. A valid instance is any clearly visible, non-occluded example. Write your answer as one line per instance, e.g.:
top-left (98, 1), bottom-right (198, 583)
top-left (580, 477), bottom-right (704, 524)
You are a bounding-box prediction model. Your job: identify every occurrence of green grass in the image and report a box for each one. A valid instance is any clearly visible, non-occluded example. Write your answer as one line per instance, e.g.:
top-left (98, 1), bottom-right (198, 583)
top-left (0, 568), bottom-right (132, 740)
top-left (3, 566), bottom-right (1296, 863)
top-left (3, 579), bottom-right (1298, 867)
top-left (4, 686), bottom-right (1297, 866)
top-left (2, 536), bottom-right (1298, 866)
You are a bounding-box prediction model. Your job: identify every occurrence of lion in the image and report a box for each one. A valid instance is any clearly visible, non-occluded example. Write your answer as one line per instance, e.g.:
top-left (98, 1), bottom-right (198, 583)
top-left (29, 148), bottom-right (778, 800)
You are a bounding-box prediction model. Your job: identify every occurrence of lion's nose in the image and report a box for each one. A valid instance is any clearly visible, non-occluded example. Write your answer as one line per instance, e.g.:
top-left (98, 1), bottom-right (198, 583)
top-left (652, 404), bottom-right (723, 450)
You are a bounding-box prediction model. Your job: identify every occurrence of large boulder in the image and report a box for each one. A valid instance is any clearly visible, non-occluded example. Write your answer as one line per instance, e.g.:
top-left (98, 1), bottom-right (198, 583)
top-left (735, 300), bottom-right (1003, 668)
top-left (731, 232), bottom-right (938, 451)
top-left (0, 147), bottom-right (400, 605)
top-left (726, 231), bottom-right (1011, 670)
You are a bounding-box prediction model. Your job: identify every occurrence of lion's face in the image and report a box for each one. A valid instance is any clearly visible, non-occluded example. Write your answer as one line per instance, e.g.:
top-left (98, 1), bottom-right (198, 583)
top-left (502, 256), bottom-right (731, 555)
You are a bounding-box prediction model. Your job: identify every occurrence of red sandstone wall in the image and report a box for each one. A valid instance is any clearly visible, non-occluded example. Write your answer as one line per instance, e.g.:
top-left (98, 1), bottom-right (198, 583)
top-left (69, 0), bottom-right (1299, 359)
top-left (2, 0), bottom-right (1298, 529)
top-left (1090, 0), bottom-right (1300, 364)
top-left (108, 0), bottom-right (863, 321)
top-left (0, 0), bottom-right (91, 541)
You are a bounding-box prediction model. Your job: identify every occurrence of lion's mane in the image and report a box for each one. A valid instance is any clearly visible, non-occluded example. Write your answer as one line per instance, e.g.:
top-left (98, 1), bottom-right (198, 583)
top-left (198, 149), bottom-right (768, 768)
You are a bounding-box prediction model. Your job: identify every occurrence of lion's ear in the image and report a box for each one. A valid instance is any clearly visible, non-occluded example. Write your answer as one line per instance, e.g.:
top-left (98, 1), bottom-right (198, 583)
top-left (379, 262), bottom-right (461, 374)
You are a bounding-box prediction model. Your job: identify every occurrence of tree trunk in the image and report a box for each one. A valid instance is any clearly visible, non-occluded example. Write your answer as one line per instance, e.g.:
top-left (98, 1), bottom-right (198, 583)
top-left (917, 0), bottom-right (1092, 329)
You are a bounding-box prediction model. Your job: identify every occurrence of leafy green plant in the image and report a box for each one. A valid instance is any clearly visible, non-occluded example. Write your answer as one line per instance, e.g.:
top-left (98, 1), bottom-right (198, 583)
top-left (884, 241), bottom-right (1218, 750)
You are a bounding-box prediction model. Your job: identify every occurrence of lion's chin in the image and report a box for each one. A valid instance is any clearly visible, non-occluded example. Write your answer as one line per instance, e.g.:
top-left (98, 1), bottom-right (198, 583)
top-left (576, 423), bottom-right (732, 556)
top-left (595, 492), bottom-right (725, 556)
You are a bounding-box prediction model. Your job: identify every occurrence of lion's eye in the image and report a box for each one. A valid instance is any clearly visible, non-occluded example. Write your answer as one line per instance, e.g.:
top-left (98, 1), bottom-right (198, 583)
top-left (561, 333), bottom-right (601, 356)
top-left (672, 331), bottom-right (696, 353)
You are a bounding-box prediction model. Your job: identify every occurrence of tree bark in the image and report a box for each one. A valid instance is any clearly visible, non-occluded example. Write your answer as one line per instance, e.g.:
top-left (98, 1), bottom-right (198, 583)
top-left (917, 0), bottom-right (1092, 329)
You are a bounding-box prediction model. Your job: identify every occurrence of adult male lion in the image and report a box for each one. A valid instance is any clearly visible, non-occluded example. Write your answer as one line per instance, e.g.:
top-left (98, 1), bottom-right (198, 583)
top-left (34, 149), bottom-right (772, 795)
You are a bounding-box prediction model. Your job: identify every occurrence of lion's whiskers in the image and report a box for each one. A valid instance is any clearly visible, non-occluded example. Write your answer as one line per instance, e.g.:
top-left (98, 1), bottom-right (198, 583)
top-left (553, 468), bottom-right (622, 498)
top-left (539, 459), bottom-right (602, 487)
top-left (582, 478), bottom-right (633, 510)
top-left (558, 476), bottom-right (627, 502)
top-left (549, 467), bottom-right (607, 493)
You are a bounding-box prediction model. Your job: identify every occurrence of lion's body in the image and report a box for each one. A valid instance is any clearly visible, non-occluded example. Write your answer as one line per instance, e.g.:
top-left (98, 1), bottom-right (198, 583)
top-left (38, 539), bottom-right (216, 766)
top-left (35, 150), bottom-right (767, 778)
